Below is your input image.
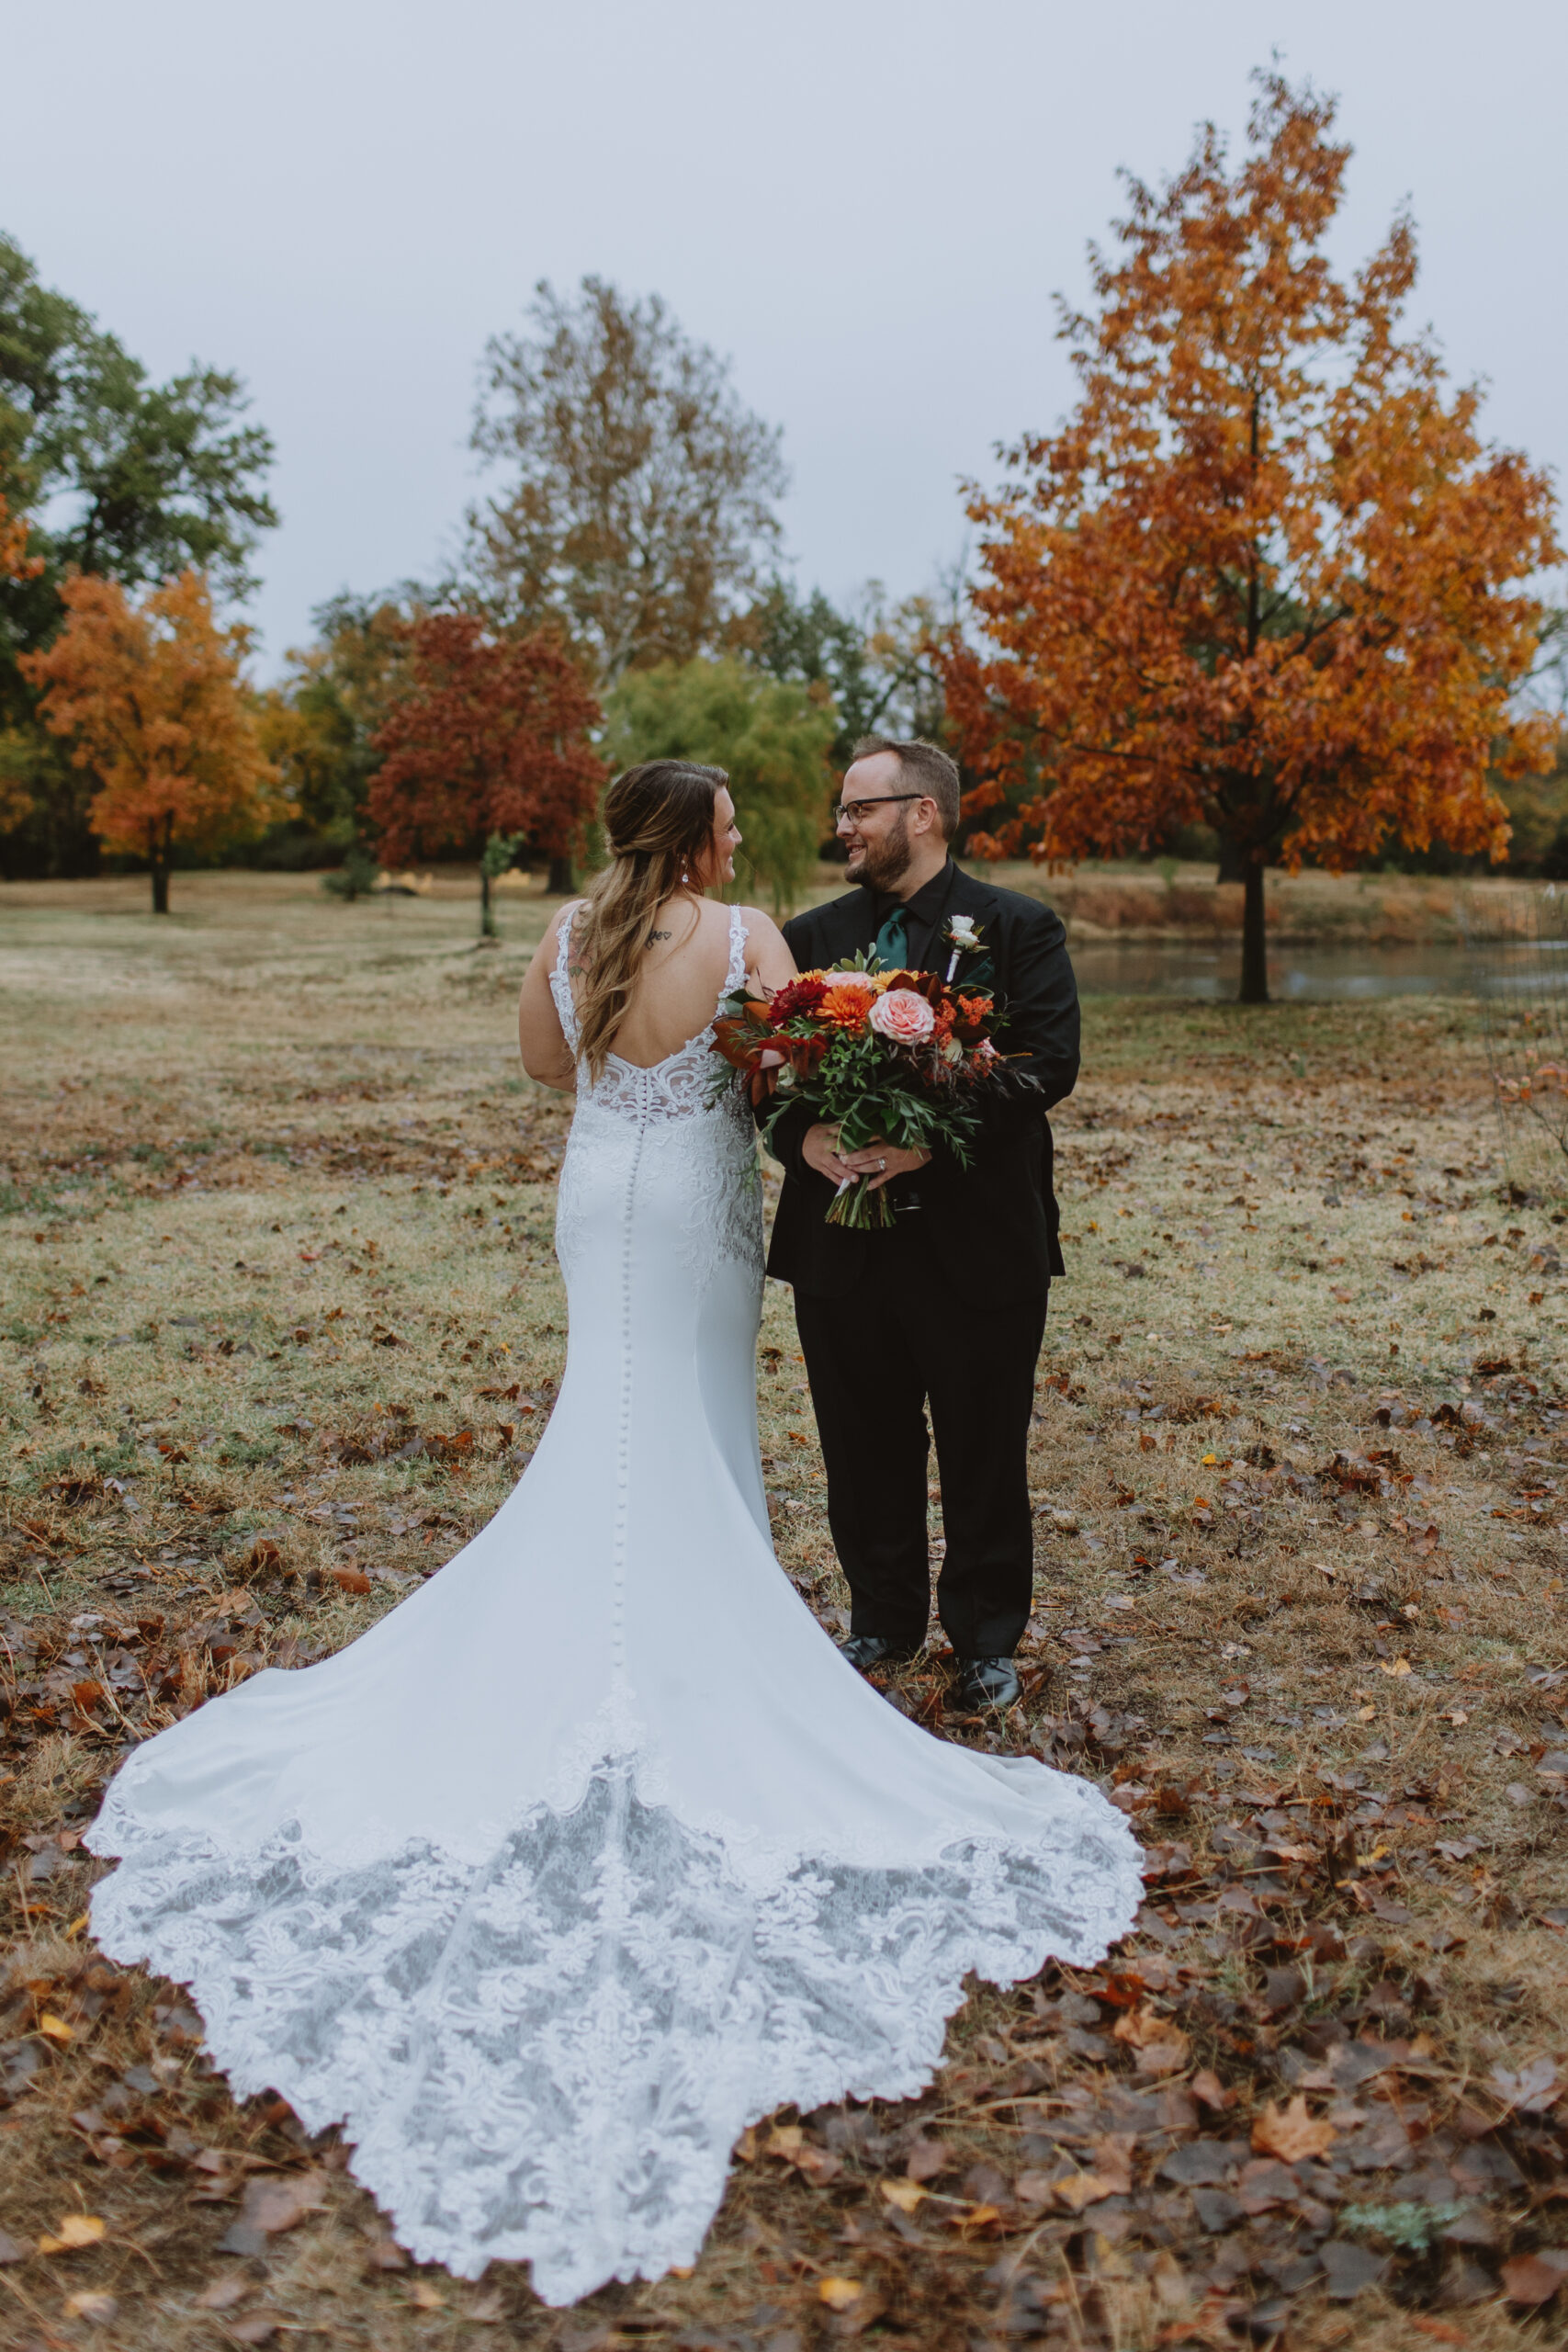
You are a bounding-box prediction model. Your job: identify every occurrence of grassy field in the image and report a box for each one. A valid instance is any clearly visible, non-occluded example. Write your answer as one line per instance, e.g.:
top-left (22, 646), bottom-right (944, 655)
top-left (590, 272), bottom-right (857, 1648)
top-left (1, 869), bottom-right (1565, 2351)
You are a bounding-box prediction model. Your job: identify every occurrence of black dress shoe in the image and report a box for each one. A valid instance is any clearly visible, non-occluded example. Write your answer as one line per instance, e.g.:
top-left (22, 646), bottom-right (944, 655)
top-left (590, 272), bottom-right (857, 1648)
top-left (950, 1655), bottom-right (1021, 1712)
top-left (838, 1634), bottom-right (921, 1674)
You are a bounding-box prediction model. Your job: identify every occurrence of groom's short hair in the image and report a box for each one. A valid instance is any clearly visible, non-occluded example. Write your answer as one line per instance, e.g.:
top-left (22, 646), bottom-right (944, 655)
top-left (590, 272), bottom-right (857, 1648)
top-left (851, 736), bottom-right (961, 838)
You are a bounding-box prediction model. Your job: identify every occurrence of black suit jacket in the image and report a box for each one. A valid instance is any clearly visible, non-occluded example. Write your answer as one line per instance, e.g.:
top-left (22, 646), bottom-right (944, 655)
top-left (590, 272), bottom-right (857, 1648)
top-left (765, 863), bottom-right (1078, 1310)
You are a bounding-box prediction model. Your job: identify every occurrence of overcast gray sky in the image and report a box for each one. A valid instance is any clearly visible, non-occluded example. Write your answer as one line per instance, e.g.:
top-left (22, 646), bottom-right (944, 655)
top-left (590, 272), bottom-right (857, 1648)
top-left (5, 0), bottom-right (1564, 675)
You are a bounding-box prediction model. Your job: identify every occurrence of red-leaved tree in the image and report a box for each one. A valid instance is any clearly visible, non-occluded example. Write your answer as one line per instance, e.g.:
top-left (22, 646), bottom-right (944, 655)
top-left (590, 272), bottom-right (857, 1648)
top-left (368, 615), bottom-right (604, 902)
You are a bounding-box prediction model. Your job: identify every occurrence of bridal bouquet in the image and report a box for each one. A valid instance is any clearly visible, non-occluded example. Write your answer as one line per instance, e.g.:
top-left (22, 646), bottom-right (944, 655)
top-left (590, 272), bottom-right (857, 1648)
top-left (712, 954), bottom-right (1028, 1228)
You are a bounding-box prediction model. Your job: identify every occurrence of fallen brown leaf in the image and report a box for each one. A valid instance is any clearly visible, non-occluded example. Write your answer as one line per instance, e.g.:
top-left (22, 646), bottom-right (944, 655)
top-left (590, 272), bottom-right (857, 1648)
top-left (1251, 2093), bottom-right (1337, 2163)
top-left (62, 2290), bottom-right (118, 2324)
top-left (1054, 2170), bottom-right (1121, 2212)
top-left (1114, 2004), bottom-right (1191, 2074)
top-left (195, 2276), bottom-right (251, 2310)
top-left (1148, 2250), bottom-right (1191, 2312)
top-left (229, 2171), bottom-right (326, 2240)
top-left (1489, 2056), bottom-right (1559, 2115)
top-left (905, 2135), bottom-right (951, 2182)
top-left (1500, 2252), bottom-right (1568, 2305)
top-left (38, 2213), bottom-right (106, 2255)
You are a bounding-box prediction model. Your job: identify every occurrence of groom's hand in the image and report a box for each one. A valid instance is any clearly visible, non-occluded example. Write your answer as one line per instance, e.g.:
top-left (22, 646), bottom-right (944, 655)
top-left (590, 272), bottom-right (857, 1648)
top-left (802, 1122), bottom-right (855, 1185)
top-left (839, 1140), bottom-right (931, 1193)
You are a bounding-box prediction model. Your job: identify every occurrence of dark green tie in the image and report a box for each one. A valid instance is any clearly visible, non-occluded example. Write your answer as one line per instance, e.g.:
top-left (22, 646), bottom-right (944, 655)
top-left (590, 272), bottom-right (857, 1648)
top-left (874, 902), bottom-right (909, 971)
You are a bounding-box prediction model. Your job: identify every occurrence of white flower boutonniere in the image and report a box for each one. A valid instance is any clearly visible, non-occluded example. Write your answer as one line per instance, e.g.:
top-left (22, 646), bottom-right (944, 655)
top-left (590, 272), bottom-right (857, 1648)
top-left (943, 913), bottom-right (984, 981)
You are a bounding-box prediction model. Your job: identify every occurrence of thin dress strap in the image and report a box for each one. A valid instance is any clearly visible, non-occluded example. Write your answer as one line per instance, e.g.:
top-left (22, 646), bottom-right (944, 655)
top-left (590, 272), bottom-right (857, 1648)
top-left (723, 904), bottom-right (748, 999)
top-left (549, 903), bottom-right (582, 1055)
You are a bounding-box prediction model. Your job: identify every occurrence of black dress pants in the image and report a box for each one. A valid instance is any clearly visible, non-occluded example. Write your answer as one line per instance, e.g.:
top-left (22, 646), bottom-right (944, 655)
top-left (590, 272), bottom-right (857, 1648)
top-left (793, 1240), bottom-right (1046, 1659)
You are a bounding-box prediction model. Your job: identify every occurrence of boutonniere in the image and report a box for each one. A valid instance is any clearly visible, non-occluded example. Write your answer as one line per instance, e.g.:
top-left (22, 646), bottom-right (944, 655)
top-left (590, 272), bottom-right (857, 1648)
top-left (942, 914), bottom-right (984, 981)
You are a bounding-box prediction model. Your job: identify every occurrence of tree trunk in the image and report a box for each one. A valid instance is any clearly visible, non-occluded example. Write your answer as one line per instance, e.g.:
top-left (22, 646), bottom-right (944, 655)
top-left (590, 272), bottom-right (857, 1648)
top-left (152, 863), bottom-right (171, 915)
top-left (547, 854), bottom-right (573, 895)
top-left (1239, 860), bottom-right (1269, 1003)
top-left (479, 866), bottom-right (495, 937)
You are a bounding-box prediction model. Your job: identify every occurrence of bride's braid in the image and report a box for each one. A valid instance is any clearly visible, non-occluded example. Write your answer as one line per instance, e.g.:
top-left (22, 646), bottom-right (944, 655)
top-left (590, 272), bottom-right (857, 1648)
top-left (573, 760), bottom-right (728, 1080)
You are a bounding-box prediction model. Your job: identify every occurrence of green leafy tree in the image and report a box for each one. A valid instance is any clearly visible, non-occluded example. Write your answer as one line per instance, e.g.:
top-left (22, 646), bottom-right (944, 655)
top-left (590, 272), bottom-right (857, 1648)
top-left (0, 232), bottom-right (276, 876)
top-left (741, 578), bottom-right (951, 770)
top-left (254, 593), bottom-right (420, 865)
top-left (468, 277), bottom-right (786, 685)
top-left (603, 656), bottom-right (837, 909)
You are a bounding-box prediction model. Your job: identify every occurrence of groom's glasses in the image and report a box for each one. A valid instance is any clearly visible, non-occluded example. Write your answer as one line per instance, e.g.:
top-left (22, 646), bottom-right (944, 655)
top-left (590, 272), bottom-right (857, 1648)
top-left (836, 794), bottom-right (927, 827)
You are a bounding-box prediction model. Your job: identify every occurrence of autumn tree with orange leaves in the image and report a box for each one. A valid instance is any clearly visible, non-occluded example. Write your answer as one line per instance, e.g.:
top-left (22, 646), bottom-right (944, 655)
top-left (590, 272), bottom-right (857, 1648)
top-left (944, 73), bottom-right (1561, 1001)
top-left (21, 569), bottom-right (278, 913)
top-left (0, 493), bottom-right (43, 831)
top-left (368, 613), bottom-right (604, 904)
top-left (0, 492), bottom-right (37, 584)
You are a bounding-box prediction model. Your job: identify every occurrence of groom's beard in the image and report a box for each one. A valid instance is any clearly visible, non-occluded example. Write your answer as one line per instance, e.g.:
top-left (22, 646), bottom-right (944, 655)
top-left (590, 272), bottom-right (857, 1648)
top-left (847, 810), bottom-right (915, 896)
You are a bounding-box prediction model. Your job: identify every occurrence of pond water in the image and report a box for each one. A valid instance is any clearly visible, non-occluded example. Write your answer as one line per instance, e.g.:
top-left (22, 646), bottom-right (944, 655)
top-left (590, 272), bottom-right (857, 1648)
top-left (1070, 938), bottom-right (1487, 1000)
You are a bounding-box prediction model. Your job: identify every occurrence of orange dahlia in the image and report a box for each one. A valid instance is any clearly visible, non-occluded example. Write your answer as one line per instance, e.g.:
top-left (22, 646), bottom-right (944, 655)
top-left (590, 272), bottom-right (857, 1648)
top-left (817, 978), bottom-right (877, 1031)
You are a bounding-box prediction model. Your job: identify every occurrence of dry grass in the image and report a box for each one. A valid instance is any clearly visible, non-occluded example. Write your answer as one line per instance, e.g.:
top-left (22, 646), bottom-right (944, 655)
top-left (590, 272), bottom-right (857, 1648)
top-left (0, 870), bottom-right (1565, 2350)
top-left (970, 860), bottom-right (1535, 945)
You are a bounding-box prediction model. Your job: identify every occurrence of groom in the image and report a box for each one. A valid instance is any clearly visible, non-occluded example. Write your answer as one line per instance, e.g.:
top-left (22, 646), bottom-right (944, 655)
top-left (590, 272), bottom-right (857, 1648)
top-left (766, 737), bottom-right (1078, 1713)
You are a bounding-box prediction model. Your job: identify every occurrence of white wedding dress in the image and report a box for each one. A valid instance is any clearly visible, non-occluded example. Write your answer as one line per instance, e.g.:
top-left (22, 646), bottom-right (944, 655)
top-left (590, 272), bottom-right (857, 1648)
top-left (87, 904), bottom-right (1143, 2303)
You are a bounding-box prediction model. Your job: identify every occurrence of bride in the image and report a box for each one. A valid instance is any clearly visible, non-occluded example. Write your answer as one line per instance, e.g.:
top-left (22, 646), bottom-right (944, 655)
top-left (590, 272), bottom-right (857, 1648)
top-left (87, 759), bottom-right (1143, 2305)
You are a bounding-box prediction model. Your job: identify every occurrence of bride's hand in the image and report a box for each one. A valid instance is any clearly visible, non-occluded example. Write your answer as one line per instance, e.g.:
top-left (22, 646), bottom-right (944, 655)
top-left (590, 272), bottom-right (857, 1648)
top-left (802, 1122), bottom-right (854, 1184)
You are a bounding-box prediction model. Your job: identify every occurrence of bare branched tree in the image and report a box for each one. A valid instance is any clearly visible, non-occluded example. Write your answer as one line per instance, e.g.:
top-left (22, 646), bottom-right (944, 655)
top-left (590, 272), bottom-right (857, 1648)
top-left (468, 277), bottom-right (787, 686)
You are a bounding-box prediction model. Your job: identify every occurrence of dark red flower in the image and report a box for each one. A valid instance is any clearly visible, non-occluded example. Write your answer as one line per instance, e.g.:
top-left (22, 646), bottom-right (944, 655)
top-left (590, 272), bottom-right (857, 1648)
top-left (770, 975), bottom-right (829, 1021)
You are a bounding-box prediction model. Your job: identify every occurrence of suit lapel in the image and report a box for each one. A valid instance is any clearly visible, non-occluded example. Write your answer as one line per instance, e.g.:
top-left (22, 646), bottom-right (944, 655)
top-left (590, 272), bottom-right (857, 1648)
top-left (806, 888), bottom-right (879, 964)
top-left (914, 865), bottom-right (963, 975)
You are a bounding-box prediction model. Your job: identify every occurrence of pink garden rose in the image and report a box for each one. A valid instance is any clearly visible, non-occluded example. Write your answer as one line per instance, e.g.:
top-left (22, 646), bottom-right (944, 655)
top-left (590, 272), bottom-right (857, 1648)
top-left (869, 987), bottom-right (936, 1045)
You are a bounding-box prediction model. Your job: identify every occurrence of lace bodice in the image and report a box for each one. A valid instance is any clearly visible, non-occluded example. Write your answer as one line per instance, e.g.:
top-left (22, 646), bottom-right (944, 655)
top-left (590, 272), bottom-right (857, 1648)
top-left (549, 901), bottom-right (747, 1123)
top-left (548, 899), bottom-right (762, 1292)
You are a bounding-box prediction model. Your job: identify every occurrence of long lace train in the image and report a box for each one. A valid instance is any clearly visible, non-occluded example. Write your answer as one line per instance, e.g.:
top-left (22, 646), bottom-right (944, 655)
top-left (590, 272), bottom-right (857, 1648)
top-left (90, 1760), bottom-right (1137, 2298)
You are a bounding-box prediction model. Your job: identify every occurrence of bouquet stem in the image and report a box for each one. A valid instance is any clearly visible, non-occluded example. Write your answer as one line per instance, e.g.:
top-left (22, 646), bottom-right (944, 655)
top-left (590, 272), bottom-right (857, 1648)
top-left (827, 1175), bottom-right (897, 1230)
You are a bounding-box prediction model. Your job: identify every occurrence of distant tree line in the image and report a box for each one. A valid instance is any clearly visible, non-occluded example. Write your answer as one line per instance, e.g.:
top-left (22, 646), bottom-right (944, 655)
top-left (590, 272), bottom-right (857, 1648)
top-left (3, 73), bottom-right (1563, 967)
top-left (0, 249), bottom-right (957, 911)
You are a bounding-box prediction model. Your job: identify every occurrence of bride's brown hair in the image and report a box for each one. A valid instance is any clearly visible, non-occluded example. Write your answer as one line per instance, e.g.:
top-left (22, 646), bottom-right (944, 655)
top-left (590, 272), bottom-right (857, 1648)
top-left (572, 759), bottom-right (729, 1080)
